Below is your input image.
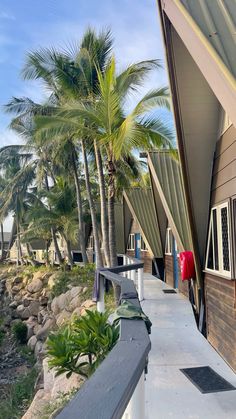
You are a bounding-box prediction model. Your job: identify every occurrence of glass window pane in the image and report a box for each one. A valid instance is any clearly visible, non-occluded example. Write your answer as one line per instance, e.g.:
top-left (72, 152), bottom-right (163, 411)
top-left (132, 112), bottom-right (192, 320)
top-left (221, 207), bottom-right (230, 271)
top-left (212, 209), bottom-right (219, 270)
top-left (207, 228), bottom-right (214, 269)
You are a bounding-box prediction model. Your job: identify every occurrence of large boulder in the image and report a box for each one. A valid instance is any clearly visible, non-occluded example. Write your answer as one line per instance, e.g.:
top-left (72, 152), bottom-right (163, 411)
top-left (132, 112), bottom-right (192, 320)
top-left (36, 318), bottom-right (56, 341)
top-left (51, 291), bottom-right (71, 315)
top-left (56, 309), bottom-right (71, 327)
top-left (27, 335), bottom-right (37, 351)
top-left (27, 278), bottom-right (43, 294)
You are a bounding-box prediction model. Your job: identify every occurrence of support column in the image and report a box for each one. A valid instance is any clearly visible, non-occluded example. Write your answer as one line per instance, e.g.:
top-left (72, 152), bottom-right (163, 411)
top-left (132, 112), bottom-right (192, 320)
top-left (97, 274), bottom-right (105, 313)
top-left (138, 267), bottom-right (144, 301)
top-left (122, 372), bottom-right (145, 419)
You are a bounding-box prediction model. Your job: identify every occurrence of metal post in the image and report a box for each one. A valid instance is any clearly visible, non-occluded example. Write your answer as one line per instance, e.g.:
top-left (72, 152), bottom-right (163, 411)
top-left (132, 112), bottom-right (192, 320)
top-left (138, 267), bottom-right (144, 301)
top-left (122, 371), bottom-right (145, 419)
top-left (97, 274), bottom-right (105, 313)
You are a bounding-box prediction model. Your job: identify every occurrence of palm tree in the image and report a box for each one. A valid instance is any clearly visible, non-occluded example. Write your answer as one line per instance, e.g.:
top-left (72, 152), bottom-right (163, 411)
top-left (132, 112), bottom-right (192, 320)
top-left (35, 57), bottom-right (173, 267)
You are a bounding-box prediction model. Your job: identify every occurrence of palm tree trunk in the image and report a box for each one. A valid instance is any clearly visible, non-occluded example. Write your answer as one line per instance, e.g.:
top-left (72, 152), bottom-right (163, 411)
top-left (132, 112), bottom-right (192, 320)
top-left (108, 165), bottom-right (120, 304)
top-left (71, 146), bottom-right (88, 264)
top-left (51, 229), bottom-right (63, 265)
top-left (94, 140), bottom-right (110, 267)
top-left (45, 240), bottom-right (50, 266)
top-left (64, 237), bottom-right (74, 267)
top-left (44, 173), bottom-right (63, 265)
top-left (81, 139), bottom-right (103, 268)
top-left (0, 223), bottom-right (5, 260)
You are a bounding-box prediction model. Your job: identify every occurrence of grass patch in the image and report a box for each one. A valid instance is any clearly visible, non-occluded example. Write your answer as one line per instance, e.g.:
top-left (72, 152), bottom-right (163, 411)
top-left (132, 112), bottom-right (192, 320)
top-left (51, 264), bottom-right (95, 298)
top-left (0, 368), bottom-right (38, 419)
top-left (41, 389), bottom-right (78, 419)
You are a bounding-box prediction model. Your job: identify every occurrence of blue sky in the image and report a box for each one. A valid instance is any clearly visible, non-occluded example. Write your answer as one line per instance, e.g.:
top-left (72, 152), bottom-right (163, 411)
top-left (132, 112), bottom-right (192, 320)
top-left (0, 0), bottom-right (170, 229)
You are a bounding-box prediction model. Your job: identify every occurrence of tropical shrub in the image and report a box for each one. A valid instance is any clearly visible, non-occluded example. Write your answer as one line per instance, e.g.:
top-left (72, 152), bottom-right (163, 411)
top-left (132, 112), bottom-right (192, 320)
top-left (12, 321), bottom-right (28, 344)
top-left (47, 310), bottom-right (119, 378)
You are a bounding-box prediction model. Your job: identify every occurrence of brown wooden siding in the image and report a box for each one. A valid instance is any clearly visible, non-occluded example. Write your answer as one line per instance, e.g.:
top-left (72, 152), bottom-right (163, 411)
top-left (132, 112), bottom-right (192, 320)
top-left (211, 125), bottom-right (236, 204)
top-left (126, 219), bottom-right (154, 273)
top-left (205, 273), bottom-right (236, 372)
top-left (165, 254), bottom-right (174, 288)
top-left (165, 255), bottom-right (189, 297)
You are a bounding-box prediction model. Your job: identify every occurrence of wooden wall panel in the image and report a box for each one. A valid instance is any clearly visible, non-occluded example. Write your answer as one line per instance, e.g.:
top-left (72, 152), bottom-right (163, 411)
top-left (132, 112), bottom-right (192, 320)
top-left (211, 127), bottom-right (236, 205)
top-left (165, 254), bottom-right (174, 288)
top-left (205, 272), bottom-right (236, 372)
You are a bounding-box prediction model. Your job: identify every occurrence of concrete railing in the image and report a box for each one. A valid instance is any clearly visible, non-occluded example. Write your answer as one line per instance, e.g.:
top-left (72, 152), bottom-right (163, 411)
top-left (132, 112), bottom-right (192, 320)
top-left (56, 255), bottom-right (150, 419)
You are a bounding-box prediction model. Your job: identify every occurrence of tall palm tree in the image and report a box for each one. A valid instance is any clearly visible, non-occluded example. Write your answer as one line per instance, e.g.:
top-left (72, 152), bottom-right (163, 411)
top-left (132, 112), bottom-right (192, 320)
top-left (35, 57), bottom-right (173, 268)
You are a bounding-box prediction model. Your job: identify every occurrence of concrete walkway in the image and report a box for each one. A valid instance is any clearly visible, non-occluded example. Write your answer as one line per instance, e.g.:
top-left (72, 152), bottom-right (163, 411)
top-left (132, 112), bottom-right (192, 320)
top-left (142, 275), bottom-right (236, 419)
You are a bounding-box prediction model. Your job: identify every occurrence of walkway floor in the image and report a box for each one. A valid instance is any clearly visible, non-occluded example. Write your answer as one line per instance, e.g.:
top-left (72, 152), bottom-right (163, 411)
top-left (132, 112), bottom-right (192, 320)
top-left (142, 275), bottom-right (236, 419)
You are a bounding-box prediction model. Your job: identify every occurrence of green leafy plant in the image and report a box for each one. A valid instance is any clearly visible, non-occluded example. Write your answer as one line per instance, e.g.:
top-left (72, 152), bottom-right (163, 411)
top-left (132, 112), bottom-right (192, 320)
top-left (51, 263), bottom-right (95, 297)
top-left (12, 321), bottom-right (28, 344)
top-left (47, 310), bottom-right (119, 379)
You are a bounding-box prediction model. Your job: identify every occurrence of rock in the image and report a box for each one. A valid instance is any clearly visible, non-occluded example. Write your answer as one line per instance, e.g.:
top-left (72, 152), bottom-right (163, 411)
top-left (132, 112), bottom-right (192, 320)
top-left (26, 321), bottom-right (36, 340)
top-left (34, 340), bottom-right (43, 357)
top-left (12, 276), bottom-right (22, 285)
top-left (36, 318), bottom-right (56, 341)
top-left (23, 297), bottom-right (32, 307)
top-left (39, 295), bottom-right (48, 306)
top-left (80, 300), bottom-right (96, 316)
top-left (9, 301), bottom-right (18, 309)
top-left (27, 335), bottom-right (37, 351)
top-left (82, 286), bottom-right (88, 294)
top-left (71, 307), bottom-right (81, 318)
top-left (56, 310), bottom-right (71, 327)
top-left (21, 389), bottom-right (51, 419)
top-left (33, 324), bottom-right (42, 335)
top-left (51, 292), bottom-right (71, 315)
top-left (68, 295), bottom-right (81, 312)
top-left (12, 284), bottom-right (23, 293)
top-left (48, 273), bottom-right (58, 289)
top-left (69, 286), bottom-right (83, 299)
top-left (27, 278), bottom-right (43, 294)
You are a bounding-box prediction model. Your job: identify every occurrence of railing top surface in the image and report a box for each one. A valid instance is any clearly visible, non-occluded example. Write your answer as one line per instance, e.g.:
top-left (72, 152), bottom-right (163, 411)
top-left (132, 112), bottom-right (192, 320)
top-left (56, 262), bottom-right (150, 419)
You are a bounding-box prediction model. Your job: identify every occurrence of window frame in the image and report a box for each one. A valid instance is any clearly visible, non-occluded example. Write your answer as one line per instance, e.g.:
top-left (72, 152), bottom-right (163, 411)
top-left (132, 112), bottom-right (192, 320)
top-left (165, 228), bottom-right (173, 256)
top-left (127, 234), bottom-right (135, 251)
top-left (205, 201), bottom-right (231, 278)
top-left (140, 236), bottom-right (148, 252)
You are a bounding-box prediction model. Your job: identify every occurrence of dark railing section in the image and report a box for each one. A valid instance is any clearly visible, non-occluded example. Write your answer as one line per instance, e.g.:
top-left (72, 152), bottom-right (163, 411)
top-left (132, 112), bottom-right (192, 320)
top-left (56, 259), bottom-right (151, 419)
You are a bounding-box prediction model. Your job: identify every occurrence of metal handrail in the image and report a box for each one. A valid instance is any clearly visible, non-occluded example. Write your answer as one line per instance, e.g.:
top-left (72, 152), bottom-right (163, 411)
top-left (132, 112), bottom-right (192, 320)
top-left (56, 260), bottom-right (150, 419)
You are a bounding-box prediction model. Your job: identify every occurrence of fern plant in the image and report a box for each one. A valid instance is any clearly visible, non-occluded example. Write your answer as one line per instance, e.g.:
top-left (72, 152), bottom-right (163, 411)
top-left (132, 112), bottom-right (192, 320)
top-left (47, 310), bottom-right (119, 378)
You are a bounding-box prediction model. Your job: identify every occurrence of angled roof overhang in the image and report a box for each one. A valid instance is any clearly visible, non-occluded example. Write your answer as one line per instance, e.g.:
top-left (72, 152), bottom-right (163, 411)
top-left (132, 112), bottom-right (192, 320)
top-left (158, 0), bottom-right (236, 127)
top-left (157, 0), bottom-right (236, 274)
top-left (148, 151), bottom-right (191, 253)
top-left (123, 188), bottom-right (163, 258)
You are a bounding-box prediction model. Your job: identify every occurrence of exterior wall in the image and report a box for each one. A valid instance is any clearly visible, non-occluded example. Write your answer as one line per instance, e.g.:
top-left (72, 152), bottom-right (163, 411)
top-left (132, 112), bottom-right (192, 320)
top-left (204, 125), bottom-right (236, 372)
top-left (126, 219), bottom-right (154, 273)
top-left (205, 273), bottom-right (236, 372)
top-left (211, 125), bottom-right (236, 204)
top-left (165, 254), bottom-right (174, 288)
top-left (165, 255), bottom-right (189, 297)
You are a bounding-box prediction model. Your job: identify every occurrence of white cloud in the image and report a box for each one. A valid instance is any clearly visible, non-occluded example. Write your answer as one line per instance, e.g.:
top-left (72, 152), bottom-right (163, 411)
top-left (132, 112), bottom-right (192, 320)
top-left (0, 128), bottom-right (22, 147)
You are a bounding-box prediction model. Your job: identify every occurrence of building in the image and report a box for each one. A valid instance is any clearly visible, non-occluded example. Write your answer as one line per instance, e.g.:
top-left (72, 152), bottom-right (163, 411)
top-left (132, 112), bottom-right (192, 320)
top-left (157, 0), bottom-right (236, 371)
top-left (123, 188), bottom-right (164, 278)
top-left (148, 151), bottom-right (191, 297)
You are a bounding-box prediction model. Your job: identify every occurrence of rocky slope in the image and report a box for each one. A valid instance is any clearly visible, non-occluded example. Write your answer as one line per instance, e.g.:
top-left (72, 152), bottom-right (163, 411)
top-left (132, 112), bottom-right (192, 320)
top-left (0, 265), bottom-right (96, 418)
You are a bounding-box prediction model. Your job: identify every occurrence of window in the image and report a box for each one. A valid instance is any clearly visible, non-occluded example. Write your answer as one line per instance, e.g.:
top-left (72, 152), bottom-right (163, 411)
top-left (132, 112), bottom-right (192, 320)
top-left (127, 234), bottom-right (135, 250)
top-left (88, 235), bottom-right (94, 249)
top-left (141, 236), bottom-right (148, 251)
top-left (205, 202), bottom-right (231, 277)
top-left (165, 228), bottom-right (173, 255)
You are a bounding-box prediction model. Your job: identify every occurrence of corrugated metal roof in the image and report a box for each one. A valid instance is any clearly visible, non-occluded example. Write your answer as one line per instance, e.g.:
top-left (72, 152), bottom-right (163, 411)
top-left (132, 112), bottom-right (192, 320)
top-left (180, 0), bottom-right (236, 79)
top-left (123, 188), bottom-right (163, 258)
top-left (148, 152), bottom-right (191, 251)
